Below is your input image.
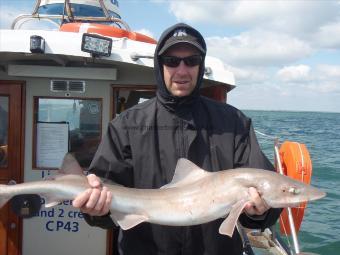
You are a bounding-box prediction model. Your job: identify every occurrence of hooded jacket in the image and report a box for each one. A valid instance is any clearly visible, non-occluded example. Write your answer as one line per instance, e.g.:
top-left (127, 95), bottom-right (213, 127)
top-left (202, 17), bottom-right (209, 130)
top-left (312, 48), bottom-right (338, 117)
top-left (84, 23), bottom-right (281, 255)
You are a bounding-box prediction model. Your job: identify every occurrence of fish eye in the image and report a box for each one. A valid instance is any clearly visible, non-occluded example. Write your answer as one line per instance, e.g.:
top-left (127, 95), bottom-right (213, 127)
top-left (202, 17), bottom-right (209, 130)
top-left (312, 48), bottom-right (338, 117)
top-left (288, 187), bottom-right (300, 195)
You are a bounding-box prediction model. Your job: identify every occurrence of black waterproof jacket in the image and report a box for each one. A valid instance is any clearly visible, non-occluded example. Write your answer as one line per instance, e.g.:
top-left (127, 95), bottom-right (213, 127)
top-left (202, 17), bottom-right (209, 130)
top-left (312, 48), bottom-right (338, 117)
top-left (84, 23), bottom-right (281, 255)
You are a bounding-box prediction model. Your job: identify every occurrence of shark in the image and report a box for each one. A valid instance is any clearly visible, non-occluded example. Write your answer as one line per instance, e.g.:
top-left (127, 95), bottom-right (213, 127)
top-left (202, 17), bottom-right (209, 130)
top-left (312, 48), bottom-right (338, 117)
top-left (0, 153), bottom-right (325, 237)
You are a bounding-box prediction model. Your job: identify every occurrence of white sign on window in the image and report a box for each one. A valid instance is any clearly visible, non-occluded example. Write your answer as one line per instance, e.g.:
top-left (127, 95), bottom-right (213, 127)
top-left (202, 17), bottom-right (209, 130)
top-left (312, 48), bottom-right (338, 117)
top-left (36, 122), bottom-right (69, 168)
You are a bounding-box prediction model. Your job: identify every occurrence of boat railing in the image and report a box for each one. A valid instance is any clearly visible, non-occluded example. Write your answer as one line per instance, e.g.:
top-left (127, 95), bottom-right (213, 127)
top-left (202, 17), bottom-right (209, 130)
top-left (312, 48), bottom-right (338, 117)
top-left (11, 0), bottom-right (131, 31)
top-left (11, 14), bottom-right (131, 31)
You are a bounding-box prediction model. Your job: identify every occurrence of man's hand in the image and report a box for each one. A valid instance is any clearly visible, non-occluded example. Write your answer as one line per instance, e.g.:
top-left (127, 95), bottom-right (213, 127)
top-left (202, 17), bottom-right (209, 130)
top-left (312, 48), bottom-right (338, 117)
top-left (72, 174), bottom-right (112, 216)
top-left (244, 187), bottom-right (270, 216)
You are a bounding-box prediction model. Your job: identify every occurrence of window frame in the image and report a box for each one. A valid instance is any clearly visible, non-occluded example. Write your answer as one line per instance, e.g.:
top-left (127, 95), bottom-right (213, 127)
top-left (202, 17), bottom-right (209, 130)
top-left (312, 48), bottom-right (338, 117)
top-left (32, 96), bottom-right (103, 170)
top-left (111, 85), bottom-right (156, 119)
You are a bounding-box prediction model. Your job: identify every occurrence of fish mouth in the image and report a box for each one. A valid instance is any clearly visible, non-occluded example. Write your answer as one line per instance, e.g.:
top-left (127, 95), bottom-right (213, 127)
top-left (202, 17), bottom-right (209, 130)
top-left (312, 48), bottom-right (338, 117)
top-left (310, 190), bottom-right (327, 200)
top-left (293, 190), bottom-right (327, 206)
top-left (266, 189), bottom-right (326, 208)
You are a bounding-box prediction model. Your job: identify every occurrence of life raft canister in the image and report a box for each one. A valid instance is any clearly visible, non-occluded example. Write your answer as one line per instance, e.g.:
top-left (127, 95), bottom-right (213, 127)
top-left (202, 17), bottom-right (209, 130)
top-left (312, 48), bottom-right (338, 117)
top-left (59, 23), bottom-right (157, 44)
top-left (278, 141), bottom-right (312, 235)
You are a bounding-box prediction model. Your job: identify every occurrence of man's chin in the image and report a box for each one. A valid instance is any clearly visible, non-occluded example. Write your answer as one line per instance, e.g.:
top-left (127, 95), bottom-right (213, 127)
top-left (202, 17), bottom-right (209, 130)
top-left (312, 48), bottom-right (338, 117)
top-left (171, 85), bottom-right (194, 97)
top-left (172, 90), bottom-right (191, 97)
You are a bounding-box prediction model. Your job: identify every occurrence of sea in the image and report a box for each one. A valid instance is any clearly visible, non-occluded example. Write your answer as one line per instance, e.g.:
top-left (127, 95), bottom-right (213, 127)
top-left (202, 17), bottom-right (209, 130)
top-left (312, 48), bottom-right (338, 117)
top-left (243, 110), bottom-right (340, 255)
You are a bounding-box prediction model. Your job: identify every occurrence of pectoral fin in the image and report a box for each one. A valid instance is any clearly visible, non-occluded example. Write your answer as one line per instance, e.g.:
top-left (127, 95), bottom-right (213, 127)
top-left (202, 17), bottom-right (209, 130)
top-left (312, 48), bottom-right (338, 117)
top-left (110, 211), bottom-right (148, 230)
top-left (219, 199), bottom-right (249, 237)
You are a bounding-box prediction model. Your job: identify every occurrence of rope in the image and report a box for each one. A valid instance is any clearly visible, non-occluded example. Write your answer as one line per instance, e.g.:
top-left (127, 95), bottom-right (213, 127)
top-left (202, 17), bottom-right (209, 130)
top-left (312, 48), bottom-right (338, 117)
top-left (255, 130), bottom-right (279, 140)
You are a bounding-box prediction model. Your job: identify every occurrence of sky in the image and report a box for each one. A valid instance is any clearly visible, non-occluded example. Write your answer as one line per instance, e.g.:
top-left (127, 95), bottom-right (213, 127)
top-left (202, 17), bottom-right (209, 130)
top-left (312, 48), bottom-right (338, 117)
top-left (1, 0), bottom-right (340, 113)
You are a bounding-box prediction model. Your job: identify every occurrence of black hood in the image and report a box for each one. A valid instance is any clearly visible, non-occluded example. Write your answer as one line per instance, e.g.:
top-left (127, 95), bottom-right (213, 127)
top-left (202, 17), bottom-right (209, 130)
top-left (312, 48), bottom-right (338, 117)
top-left (154, 23), bottom-right (207, 112)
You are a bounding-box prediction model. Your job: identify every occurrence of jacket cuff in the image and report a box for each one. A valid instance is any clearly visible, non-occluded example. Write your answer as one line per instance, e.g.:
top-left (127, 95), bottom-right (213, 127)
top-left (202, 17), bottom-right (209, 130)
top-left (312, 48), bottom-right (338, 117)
top-left (83, 212), bottom-right (117, 229)
top-left (244, 211), bottom-right (268, 221)
top-left (239, 208), bottom-right (282, 231)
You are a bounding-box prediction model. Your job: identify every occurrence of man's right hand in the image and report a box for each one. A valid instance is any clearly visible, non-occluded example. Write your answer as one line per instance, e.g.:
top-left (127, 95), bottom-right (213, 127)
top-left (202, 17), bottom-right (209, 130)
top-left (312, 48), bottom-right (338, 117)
top-left (73, 174), bottom-right (112, 216)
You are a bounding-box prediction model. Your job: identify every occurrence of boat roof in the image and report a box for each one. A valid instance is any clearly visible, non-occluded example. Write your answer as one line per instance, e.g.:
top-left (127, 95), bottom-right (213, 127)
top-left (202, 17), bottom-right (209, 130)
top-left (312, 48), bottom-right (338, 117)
top-left (0, 0), bottom-right (235, 90)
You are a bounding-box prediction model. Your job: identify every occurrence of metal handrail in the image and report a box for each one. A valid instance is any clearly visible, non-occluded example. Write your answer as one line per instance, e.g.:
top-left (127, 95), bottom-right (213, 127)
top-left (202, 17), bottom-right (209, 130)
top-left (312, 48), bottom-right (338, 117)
top-left (11, 0), bottom-right (131, 31)
top-left (31, 0), bottom-right (41, 15)
top-left (99, 0), bottom-right (110, 18)
top-left (274, 140), bottom-right (301, 254)
top-left (11, 14), bottom-right (131, 31)
top-left (11, 15), bottom-right (61, 29)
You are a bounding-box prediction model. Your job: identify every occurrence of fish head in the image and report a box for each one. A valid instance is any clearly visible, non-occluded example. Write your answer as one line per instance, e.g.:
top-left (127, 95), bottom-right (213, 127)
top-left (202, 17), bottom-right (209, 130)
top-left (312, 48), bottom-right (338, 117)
top-left (249, 170), bottom-right (326, 208)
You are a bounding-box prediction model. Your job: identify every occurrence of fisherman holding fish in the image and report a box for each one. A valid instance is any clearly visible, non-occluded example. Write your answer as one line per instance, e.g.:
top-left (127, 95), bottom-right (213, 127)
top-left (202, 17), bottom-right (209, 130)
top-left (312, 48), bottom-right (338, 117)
top-left (73, 23), bottom-right (282, 255)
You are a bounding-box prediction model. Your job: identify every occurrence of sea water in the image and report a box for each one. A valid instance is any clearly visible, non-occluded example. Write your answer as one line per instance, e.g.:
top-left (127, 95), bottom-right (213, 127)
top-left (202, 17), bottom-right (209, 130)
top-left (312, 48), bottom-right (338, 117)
top-left (244, 110), bottom-right (340, 255)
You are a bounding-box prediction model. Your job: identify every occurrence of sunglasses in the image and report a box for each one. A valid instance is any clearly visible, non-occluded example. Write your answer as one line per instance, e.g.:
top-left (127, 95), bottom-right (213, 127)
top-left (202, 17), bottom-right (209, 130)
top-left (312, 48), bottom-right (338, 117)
top-left (161, 55), bottom-right (202, 67)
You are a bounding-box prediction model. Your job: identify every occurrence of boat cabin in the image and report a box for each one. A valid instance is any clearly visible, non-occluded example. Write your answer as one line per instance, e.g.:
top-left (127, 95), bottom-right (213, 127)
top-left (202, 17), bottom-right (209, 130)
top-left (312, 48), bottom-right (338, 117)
top-left (0, 1), bottom-right (235, 254)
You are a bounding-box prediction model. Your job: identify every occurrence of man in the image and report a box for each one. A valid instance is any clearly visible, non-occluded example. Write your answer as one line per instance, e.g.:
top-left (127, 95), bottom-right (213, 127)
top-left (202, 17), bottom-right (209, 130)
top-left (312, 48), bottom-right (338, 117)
top-left (73, 23), bottom-right (281, 254)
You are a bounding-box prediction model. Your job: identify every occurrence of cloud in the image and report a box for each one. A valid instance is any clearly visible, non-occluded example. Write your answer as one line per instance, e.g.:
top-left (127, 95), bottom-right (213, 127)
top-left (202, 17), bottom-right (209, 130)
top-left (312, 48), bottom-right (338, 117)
top-left (275, 64), bottom-right (340, 94)
top-left (229, 81), bottom-right (340, 112)
top-left (312, 65), bottom-right (340, 93)
top-left (227, 62), bottom-right (340, 112)
top-left (169, 0), bottom-right (340, 52)
top-left (149, 0), bottom-right (166, 3)
top-left (206, 30), bottom-right (312, 67)
top-left (0, 4), bottom-right (56, 30)
top-left (313, 22), bottom-right (340, 49)
top-left (169, 1), bottom-right (340, 36)
top-left (226, 65), bottom-right (269, 85)
top-left (277, 65), bottom-right (311, 82)
top-left (0, 6), bottom-right (22, 29)
top-left (167, 1), bottom-right (340, 112)
top-left (135, 28), bottom-right (155, 40)
top-left (169, 1), bottom-right (221, 25)
top-left (317, 64), bottom-right (340, 79)
top-left (306, 82), bottom-right (340, 94)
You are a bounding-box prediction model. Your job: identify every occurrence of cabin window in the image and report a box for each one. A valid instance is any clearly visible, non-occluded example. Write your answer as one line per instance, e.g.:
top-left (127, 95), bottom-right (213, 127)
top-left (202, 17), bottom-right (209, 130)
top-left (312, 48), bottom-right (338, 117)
top-left (33, 97), bottom-right (102, 169)
top-left (112, 86), bottom-right (156, 118)
top-left (38, 4), bottom-right (121, 19)
top-left (0, 96), bottom-right (8, 168)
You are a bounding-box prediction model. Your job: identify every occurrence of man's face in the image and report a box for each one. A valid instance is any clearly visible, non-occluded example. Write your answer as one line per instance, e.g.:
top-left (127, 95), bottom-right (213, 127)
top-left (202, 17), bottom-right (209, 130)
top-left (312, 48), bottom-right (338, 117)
top-left (162, 45), bottom-right (201, 97)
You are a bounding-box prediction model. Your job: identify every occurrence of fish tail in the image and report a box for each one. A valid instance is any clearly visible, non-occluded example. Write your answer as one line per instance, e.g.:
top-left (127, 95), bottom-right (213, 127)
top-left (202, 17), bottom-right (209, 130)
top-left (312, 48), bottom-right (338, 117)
top-left (0, 184), bottom-right (11, 208)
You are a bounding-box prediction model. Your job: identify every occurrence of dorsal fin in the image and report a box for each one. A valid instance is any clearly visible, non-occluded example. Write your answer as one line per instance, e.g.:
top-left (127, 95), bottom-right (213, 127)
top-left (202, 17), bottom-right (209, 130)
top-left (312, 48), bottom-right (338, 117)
top-left (59, 153), bottom-right (83, 175)
top-left (161, 158), bottom-right (211, 189)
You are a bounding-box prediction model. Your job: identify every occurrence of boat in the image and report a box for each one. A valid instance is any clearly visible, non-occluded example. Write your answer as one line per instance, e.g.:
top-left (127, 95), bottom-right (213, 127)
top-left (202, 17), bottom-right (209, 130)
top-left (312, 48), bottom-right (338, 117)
top-left (0, 1), bottom-right (313, 254)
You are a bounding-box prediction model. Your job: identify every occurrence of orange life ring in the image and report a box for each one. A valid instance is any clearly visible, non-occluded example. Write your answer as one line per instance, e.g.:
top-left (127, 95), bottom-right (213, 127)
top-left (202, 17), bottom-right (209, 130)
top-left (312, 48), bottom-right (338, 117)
top-left (278, 141), bottom-right (312, 235)
top-left (60, 23), bottom-right (157, 44)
